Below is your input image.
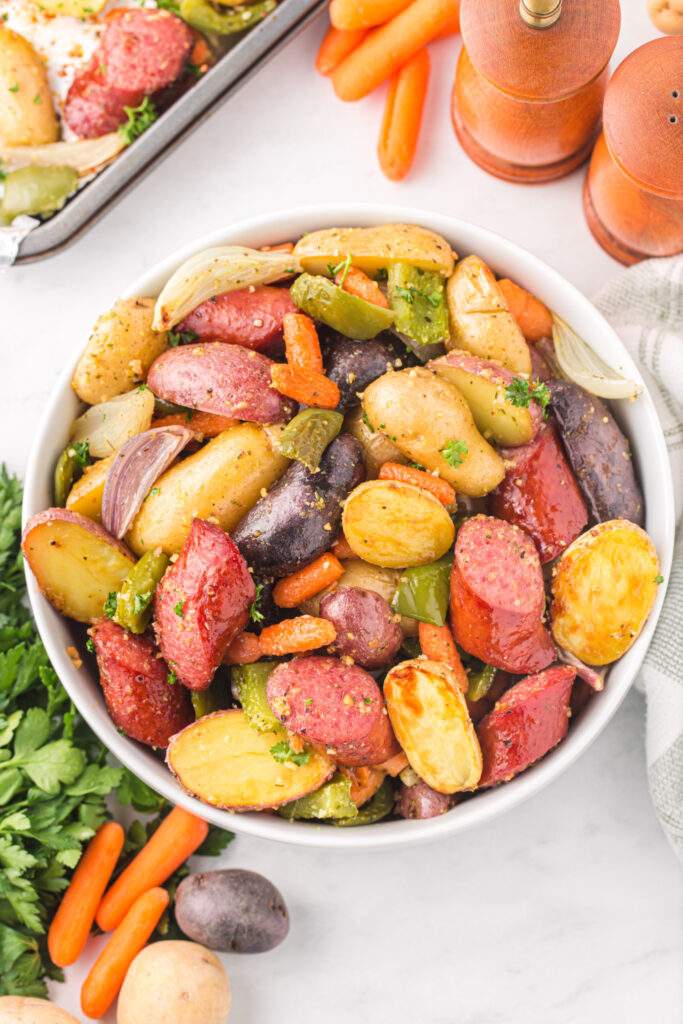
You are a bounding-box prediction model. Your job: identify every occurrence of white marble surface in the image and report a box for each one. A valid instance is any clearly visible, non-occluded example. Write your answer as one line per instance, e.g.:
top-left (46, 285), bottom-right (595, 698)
top-left (2, 1), bottom-right (682, 1021)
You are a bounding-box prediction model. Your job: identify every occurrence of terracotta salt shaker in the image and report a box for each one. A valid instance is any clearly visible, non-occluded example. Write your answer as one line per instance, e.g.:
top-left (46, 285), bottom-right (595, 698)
top-left (451, 0), bottom-right (621, 183)
top-left (583, 36), bottom-right (683, 265)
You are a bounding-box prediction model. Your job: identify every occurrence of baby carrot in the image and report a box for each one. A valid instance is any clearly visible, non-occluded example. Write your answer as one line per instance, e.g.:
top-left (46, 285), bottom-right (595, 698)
top-left (259, 615), bottom-right (337, 655)
top-left (336, 265), bottom-right (390, 308)
top-left (418, 622), bottom-right (468, 692)
top-left (331, 534), bottom-right (356, 560)
top-left (271, 364), bottom-right (340, 408)
top-left (497, 278), bottom-right (553, 342)
top-left (48, 821), bottom-right (124, 968)
top-left (223, 631), bottom-right (263, 665)
top-left (81, 888), bottom-right (169, 1020)
top-left (332, 0), bottom-right (456, 101)
top-left (283, 312), bottom-right (324, 371)
top-left (330, 0), bottom-right (413, 30)
top-left (316, 25), bottom-right (368, 75)
top-left (151, 411), bottom-right (237, 437)
top-left (434, 8), bottom-right (460, 38)
top-left (378, 49), bottom-right (430, 181)
top-left (379, 461), bottom-right (455, 506)
top-left (273, 553), bottom-right (345, 608)
top-left (96, 806), bottom-right (208, 932)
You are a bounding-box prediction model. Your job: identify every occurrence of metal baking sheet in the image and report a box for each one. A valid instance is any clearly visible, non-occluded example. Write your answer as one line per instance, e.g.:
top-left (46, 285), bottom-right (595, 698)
top-left (14, 0), bottom-right (325, 263)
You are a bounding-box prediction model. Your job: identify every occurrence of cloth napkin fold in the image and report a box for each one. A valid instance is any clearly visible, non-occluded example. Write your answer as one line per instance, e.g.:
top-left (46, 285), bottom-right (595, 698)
top-left (593, 255), bottom-right (683, 861)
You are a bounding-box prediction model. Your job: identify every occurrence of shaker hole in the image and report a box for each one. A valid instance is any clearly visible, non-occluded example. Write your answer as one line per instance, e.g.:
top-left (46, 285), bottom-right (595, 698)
top-left (672, 90), bottom-right (680, 99)
top-left (670, 115), bottom-right (678, 124)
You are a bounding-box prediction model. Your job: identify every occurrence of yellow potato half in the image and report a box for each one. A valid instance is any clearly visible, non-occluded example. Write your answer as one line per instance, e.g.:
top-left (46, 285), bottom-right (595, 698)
top-left (294, 224), bottom-right (456, 277)
top-left (0, 28), bottom-right (58, 147)
top-left (66, 455), bottom-right (114, 523)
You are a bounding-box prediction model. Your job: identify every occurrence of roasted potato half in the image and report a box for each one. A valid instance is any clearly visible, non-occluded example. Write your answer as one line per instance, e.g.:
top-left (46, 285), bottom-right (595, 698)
top-left (0, 28), bottom-right (58, 147)
top-left (447, 256), bottom-right (531, 375)
top-left (344, 405), bottom-right (407, 479)
top-left (65, 455), bottom-right (114, 522)
top-left (384, 659), bottom-right (482, 793)
top-left (294, 224), bottom-right (456, 277)
top-left (551, 520), bottom-right (660, 665)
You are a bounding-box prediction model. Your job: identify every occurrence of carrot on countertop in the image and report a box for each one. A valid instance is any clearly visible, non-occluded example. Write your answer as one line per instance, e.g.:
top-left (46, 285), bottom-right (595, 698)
top-left (260, 241), bottom-right (295, 252)
top-left (271, 364), bottom-right (340, 409)
top-left (379, 460), bottom-right (455, 506)
top-left (330, 0), bottom-right (413, 31)
top-left (96, 806), bottom-right (208, 932)
top-left (81, 888), bottom-right (169, 1020)
top-left (497, 278), bottom-right (553, 342)
top-left (316, 25), bottom-right (369, 75)
top-left (223, 631), bottom-right (263, 665)
top-left (48, 821), bottom-right (125, 969)
top-left (434, 7), bottom-right (460, 38)
top-left (418, 622), bottom-right (469, 692)
top-left (332, 0), bottom-right (457, 101)
top-left (259, 615), bottom-right (337, 655)
top-left (151, 411), bottom-right (238, 438)
top-left (336, 265), bottom-right (390, 308)
top-left (283, 312), bottom-right (324, 371)
top-left (378, 48), bottom-right (430, 181)
top-left (331, 535), bottom-right (356, 560)
top-left (273, 553), bottom-right (345, 608)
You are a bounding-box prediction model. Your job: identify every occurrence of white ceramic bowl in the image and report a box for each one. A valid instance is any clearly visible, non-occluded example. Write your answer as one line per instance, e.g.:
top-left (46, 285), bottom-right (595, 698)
top-left (23, 204), bottom-right (675, 849)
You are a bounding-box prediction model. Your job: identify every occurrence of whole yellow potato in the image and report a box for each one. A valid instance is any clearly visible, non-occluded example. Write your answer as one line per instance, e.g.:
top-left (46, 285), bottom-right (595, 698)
top-left (342, 479), bottom-right (455, 568)
top-left (117, 941), bottom-right (230, 1024)
top-left (72, 298), bottom-right (168, 405)
top-left (128, 424), bottom-right (289, 555)
top-left (294, 224), bottom-right (456, 277)
top-left (551, 519), bottom-right (660, 665)
top-left (0, 29), bottom-right (58, 147)
top-left (362, 367), bottom-right (504, 497)
top-left (384, 659), bottom-right (482, 793)
top-left (447, 256), bottom-right (531, 375)
top-left (66, 455), bottom-right (114, 522)
top-left (0, 996), bottom-right (81, 1023)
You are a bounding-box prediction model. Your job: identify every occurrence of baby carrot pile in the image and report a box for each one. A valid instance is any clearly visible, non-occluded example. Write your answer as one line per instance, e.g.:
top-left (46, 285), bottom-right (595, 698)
top-left (315, 0), bottom-right (460, 180)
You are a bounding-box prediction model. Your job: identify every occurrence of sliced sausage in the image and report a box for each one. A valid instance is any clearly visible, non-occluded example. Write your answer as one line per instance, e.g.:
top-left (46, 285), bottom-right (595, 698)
top-left (179, 287), bottom-right (298, 352)
top-left (101, 8), bottom-right (193, 94)
top-left (63, 57), bottom-right (143, 139)
top-left (477, 665), bottom-right (576, 786)
top-left (450, 515), bottom-right (556, 675)
top-left (490, 424), bottom-right (588, 563)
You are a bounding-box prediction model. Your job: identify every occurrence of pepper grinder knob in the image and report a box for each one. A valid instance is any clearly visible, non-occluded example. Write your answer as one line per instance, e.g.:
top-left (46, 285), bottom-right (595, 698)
top-left (519, 0), bottom-right (562, 29)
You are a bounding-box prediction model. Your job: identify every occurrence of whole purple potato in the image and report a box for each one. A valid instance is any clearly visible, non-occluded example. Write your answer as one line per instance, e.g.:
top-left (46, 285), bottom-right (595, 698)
top-left (395, 781), bottom-right (452, 819)
top-left (319, 586), bottom-right (403, 669)
top-left (175, 869), bottom-right (289, 954)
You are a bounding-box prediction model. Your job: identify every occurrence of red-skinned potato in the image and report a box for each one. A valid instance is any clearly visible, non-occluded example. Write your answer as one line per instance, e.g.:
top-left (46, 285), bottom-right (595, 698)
top-left (166, 710), bottom-right (335, 810)
top-left (477, 665), bottom-right (576, 786)
top-left (154, 518), bottom-right (255, 690)
top-left (90, 619), bottom-right (193, 748)
top-left (179, 286), bottom-right (297, 351)
top-left (395, 780), bottom-right (452, 819)
top-left (147, 342), bottom-right (294, 423)
top-left (22, 509), bottom-right (135, 623)
top-left (319, 586), bottom-right (403, 669)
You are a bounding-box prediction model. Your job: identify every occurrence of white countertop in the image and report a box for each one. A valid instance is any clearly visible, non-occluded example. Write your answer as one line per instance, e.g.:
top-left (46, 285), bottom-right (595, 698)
top-left (2, 1), bottom-right (682, 1021)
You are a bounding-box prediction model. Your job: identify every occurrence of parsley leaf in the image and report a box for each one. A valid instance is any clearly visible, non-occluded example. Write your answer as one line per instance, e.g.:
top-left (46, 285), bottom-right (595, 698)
top-left (70, 440), bottom-right (90, 469)
top-left (167, 328), bottom-right (198, 348)
top-left (505, 377), bottom-right (552, 416)
top-left (103, 592), bottom-right (118, 619)
top-left (269, 741), bottom-right (311, 766)
top-left (331, 254), bottom-right (352, 287)
top-left (440, 439), bottom-right (468, 468)
top-left (249, 582), bottom-right (265, 624)
top-left (654, 574), bottom-right (664, 585)
top-left (173, 600), bottom-right (184, 618)
top-left (167, 668), bottom-right (177, 686)
top-left (118, 97), bottom-right (158, 145)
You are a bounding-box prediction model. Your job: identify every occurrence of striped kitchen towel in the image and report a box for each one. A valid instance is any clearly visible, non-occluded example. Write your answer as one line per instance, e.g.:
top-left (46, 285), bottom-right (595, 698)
top-left (594, 254), bottom-right (683, 861)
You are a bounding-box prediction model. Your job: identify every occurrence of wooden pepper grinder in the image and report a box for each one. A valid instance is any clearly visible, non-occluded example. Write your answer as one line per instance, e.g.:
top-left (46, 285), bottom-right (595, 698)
top-left (583, 36), bottom-right (683, 265)
top-left (451, 0), bottom-right (621, 183)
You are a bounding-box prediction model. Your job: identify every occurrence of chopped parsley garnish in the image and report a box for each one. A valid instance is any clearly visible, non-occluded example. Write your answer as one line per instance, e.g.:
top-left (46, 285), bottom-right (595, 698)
top-left (134, 592), bottom-right (152, 615)
top-left (71, 439), bottom-right (91, 468)
top-left (173, 600), bottom-right (184, 618)
top-left (8, 83), bottom-right (19, 93)
top-left (505, 377), bottom-right (552, 417)
top-left (394, 283), bottom-right (441, 308)
top-left (167, 668), bottom-right (177, 685)
top-left (103, 591), bottom-right (118, 619)
top-left (654, 574), bottom-right (664, 585)
top-left (156, 0), bottom-right (180, 11)
top-left (151, 487), bottom-right (160, 497)
top-left (331, 254), bottom-right (352, 288)
top-left (168, 328), bottom-right (198, 348)
top-left (33, 93), bottom-right (42, 105)
top-left (86, 636), bottom-right (95, 653)
top-left (395, 286), bottom-right (415, 304)
top-left (249, 582), bottom-right (265, 624)
top-left (269, 741), bottom-right (311, 766)
top-left (440, 439), bottom-right (469, 468)
top-left (136, 382), bottom-right (149, 392)
top-left (361, 411), bottom-right (375, 433)
top-left (118, 97), bottom-right (158, 145)
top-left (186, 62), bottom-right (203, 78)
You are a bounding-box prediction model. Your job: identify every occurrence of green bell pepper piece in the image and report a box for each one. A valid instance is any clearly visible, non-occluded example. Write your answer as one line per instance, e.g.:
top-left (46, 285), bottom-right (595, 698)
top-left (277, 408), bottom-right (344, 471)
top-left (279, 772), bottom-right (358, 821)
top-left (1, 165), bottom-right (77, 221)
top-left (334, 777), bottom-right (395, 827)
top-left (232, 661), bottom-right (284, 733)
top-left (53, 441), bottom-right (91, 507)
top-left (290, 273), bottom-right (395, 340)
top-left (392, 554), bottom-right (453, 626)
top-left (191, 686), bottom-right (221, 719)
top-left (115, 550), bottom-right (169, 634)
top-left (467, 663), bottom-right (496, 702)
top-left (387, 263), bottom-right (449, 348)
top-left (179, 0), bottom-right (275, 36)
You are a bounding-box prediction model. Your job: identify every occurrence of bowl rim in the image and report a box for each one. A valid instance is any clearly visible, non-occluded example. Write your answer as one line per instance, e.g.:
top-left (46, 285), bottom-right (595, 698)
top-left (22, 203), bottom-right (676, 850)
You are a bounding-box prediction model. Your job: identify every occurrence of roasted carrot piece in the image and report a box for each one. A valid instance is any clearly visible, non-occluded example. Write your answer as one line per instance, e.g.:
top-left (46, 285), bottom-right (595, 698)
top-left (271, 364), bottom-right (340, 408)
top-left (378, 49), bottom-right (430, 181)
top-left (260, 241), bottom-right (295, 252)
top-left (96, 807), bottom-right (208, 932)
top-left (273, 553), bottom-right (345, 608)
top-left (151, 411), bottom-right (238, 437)
top-left (497, 278), bottom-right (553, 342)
top-left (342, 766), bottom-right (386, 806)
top-left (223, 631), bottom-right (263, 665)
top-left (379, 461), bottom-right (455, 506)
top-left (332, 0), bottom-right (455, 101)
top-left (259, 615), bottom-right (337, 655)
top-left (283, 312), bottom-right (324, 371)
top-left (331, 535), bottom-right (356, 560)
top-left (48, 822), bottom-right (124, 968)
top-left (434, 7), bottom-right (460, 38)
top-left (336, 265), bottom-right (390, 308)
top-left (81, 888), bottom-right (169, 1020)
top-left (316, 25), bottom-right (369, 75)
top-left (330, 0), bottom-right (413, 30)
top-left (379, 750), bottom-right (409, 775)
top-left (418, 622), bottom-right (469, 692)
top-left (189, 34), bottom-right (214, 70)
